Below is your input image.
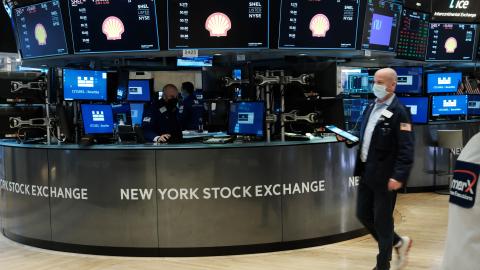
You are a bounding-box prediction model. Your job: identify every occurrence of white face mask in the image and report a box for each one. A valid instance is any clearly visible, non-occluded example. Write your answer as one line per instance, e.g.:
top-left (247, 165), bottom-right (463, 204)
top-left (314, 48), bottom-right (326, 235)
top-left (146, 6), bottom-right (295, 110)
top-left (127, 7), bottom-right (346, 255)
top-left (372, 84), bottom-right (388, 99)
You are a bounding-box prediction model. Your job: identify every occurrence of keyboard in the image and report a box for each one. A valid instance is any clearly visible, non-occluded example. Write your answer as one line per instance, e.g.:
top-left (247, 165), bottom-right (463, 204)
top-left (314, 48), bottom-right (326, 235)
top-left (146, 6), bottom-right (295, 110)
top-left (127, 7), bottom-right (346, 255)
top-left (203, 137), bottom-right (234, 144)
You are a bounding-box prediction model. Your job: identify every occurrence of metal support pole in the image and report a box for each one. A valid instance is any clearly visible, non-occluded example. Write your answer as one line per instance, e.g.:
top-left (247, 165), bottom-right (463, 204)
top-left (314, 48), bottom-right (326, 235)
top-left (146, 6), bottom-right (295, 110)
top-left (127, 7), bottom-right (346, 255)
top-left (280, 70), bottom-right (285, 142)
top-left (45, 68), bottom-right (53, 145)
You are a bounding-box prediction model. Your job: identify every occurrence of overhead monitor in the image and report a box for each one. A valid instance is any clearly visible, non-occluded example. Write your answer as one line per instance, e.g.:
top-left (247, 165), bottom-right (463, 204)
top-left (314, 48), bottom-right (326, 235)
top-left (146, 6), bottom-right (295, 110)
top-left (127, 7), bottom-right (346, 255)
top-left (81, 104), bottom-right (114, 134)
top-left (1, 4), bottom-right (17, 53)
top-left (396, 9), bottom-right (429, 61)
top-left (427, 72), bottom-right (462, 94)
top-left (228, 101), bottom-right (265, 136)
top-left (431, 0), bottom-right (480, 23)
top-left (13, 0), bottom-right (68, 59)
top-left (177, 56), bottom-right (213, 67)
top-left (426, 23), bottom-right (477, 61)
top-left (398, 97), bottom-right (429, 123)
top-left (431, 95), bottom-right (468, 116)
top-left (361, 0), bottom-right (402, 52)
top-left (468, 95), bottom-right (480, 116)
top-left (278, 0), bottom-right (360, 49)
top-left (130, 103), bottom-right (145, 126)
top-left (168, 0), bottom-right (269, 49)
top-left (127, 80), bottom-right (151, 102)
top-left (393, 67), bottom-right (423, 94)
top-left (63, 69), bottom-right (108, 101)
top-left (68, 0), bottom-right (160, 54)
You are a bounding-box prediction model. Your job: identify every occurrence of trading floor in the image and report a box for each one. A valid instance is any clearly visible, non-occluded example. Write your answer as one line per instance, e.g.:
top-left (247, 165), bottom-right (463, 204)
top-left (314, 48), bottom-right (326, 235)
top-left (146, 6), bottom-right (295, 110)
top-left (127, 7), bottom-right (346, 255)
top-left (0, 193), bottom-right (446, 270)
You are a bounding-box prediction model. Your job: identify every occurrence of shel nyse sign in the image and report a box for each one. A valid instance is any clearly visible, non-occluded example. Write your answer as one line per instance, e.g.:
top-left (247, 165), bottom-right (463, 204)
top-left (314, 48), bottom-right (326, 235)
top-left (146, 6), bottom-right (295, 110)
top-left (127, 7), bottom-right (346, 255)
top-left (431, 0), bottom-right (480, 22)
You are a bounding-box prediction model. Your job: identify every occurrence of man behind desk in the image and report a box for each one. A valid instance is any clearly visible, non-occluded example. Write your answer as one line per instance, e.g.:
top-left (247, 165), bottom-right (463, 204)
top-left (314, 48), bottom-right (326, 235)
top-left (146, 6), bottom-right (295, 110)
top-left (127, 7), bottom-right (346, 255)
top-left (142, 84), bottom-right (183, 143)
top-left (353, 68), bottom-right (415, 270)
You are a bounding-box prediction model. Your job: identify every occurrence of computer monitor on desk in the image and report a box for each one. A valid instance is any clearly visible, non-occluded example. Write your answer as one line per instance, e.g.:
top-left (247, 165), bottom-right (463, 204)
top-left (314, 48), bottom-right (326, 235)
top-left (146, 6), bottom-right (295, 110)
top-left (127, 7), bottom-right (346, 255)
top-left (228, 102), bottom-right (265, 137)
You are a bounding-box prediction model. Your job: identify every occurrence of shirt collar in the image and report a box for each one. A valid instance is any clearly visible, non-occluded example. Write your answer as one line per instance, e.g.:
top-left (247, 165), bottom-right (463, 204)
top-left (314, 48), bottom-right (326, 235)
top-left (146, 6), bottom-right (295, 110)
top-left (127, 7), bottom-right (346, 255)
top-left (375, 93), bottom-right (395, 107)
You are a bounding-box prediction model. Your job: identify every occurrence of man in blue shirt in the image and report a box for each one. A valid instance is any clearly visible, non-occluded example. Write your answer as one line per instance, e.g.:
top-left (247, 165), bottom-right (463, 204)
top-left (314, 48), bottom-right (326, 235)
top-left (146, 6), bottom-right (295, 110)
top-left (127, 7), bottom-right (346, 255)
top-left (354, 68), bottom-right (415, 270)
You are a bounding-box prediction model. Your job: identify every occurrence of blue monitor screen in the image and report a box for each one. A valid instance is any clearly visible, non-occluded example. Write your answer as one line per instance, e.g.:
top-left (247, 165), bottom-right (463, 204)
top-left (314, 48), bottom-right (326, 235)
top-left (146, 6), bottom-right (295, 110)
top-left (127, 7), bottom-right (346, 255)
top-left (64, 69), bottom-right (108, 101)
top-left (177, 57), bottom-right (213, 67)
top-left (81, 104), bottom-right (114, 134)
top-left (13, 0), bottom-right (68, 59)
top-left (228, 102), bottom-right (265, 136)
top-left (130, 103), bottom-right (145, 126)
top-left (394, 67), bottom-right (423, 94)
top-left (468, 95), bottom-right (480, 116)
top-left (432, 95), bottom-right (468, 116)
top-left (427, 72), bottom-right (462, 93)
top-left (127, 80), bottom-right (151, 102)
top-left (398, 97), bottom-right (429, 123)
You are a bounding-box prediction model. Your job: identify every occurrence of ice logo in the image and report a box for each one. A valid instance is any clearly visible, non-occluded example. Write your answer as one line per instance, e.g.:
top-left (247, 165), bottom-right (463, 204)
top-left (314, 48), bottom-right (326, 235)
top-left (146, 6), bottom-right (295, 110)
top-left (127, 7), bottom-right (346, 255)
top-left (445, 37), bottom-right (458, 53)
top-left (77, 76), bottom-right (94, 88)
top-left (92, 111), bottom-right (105, 122)
top-left (102, 16), bottom-right (125, 40)
top-left (205, 12), bottom-right (231, 37)
top-left (309, 14), bottom-right (330, 38)
top-left (34, 23), bottom-right (47, 46)
top-left (372, 19), bottom-right (382, 31)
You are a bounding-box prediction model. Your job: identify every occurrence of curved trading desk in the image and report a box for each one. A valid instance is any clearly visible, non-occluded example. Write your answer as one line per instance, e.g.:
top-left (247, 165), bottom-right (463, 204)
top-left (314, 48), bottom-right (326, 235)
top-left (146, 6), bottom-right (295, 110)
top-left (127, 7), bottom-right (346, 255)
top-left (0, 138), bottom-right (365, 256)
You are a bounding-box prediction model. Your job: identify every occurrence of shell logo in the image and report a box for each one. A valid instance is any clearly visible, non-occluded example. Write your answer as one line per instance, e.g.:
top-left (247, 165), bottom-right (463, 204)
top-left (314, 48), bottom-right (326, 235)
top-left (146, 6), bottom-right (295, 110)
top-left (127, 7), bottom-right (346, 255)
top-left (34, 23), bottom-right (47, 46)
top-left (205, 12), bottom-right (231, 37)
top-left (445, 37), bottom-right (458, 53)
top-left (310, 14), bottom-right (330, 38)
top-left (102, 16), bottom-right (125, 40)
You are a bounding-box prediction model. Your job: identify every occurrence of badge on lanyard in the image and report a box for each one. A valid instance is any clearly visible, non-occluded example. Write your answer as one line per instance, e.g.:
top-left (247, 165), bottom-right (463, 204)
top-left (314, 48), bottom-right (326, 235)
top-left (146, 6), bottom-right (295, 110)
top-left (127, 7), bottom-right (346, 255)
top-left (382, 109), bottom-right (393, 119)
top-left (449, 160), bottom-right (480, 208)
top-left (159, 107), bottom-right (167, 114)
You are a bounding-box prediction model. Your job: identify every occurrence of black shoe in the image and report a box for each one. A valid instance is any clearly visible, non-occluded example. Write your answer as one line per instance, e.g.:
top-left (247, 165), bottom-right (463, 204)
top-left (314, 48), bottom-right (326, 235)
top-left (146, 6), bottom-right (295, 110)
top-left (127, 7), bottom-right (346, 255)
top-left (372, 262), bottom-right (390, 270)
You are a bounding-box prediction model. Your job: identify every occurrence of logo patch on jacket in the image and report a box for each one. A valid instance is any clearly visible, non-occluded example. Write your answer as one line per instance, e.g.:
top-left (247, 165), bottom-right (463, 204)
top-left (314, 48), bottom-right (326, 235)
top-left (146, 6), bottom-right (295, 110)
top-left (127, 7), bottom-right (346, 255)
top-left (449, 160), bottom-right (479, 208)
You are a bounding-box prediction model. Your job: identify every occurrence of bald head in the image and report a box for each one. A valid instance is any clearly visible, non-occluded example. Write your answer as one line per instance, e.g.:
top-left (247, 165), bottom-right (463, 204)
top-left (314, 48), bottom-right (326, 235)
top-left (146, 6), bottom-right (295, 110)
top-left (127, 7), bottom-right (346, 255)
top-left (374, 68), bottom-right (398, 93)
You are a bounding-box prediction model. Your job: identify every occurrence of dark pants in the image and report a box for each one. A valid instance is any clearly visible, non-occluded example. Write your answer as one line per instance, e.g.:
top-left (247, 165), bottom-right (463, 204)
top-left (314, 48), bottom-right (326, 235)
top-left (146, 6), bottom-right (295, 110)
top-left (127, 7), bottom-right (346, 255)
top-left (356, 183), bottom-right (402, 270)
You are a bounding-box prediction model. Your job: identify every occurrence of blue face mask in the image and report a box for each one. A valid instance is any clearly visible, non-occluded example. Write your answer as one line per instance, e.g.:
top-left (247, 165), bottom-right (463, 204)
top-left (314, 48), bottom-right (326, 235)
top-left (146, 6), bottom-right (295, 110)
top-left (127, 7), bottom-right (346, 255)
top-left (373, 84), bottom-right (388, 99)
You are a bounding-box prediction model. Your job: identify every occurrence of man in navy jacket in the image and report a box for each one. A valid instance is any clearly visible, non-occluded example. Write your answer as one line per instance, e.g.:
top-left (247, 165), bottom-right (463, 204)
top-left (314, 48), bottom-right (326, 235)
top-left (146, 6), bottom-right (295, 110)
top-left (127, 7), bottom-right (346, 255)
top-left (142, 84), bottom-right (183, 143)
top-left (354, 68), bottom-right (415, 270)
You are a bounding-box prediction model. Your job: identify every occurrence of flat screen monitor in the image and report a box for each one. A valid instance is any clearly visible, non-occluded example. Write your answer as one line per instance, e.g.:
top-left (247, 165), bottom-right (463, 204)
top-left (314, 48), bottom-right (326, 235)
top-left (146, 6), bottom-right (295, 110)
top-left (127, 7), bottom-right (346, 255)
top-left (427, 72), bottom-right (462, 94)
top-left (81, 104), bottom-right (114, 134)
top-left (431, 95), bottom-right (468, 116)
top-left (278, 0), bottom-right (360, 49)
top-left (426, 23), bottom-right (477, 61)
top-left (228, 101), bottom-right (265, 136)
top-left (361, 0), bottom-right (402, 52)
top-left (168, 0), bottom-right (269, 49)
top-left (396, 9), bottom-right (429, 61)
top-left (127, 80), bottom-right (151, 102)
top-left (130, 103), bottom-right (145, 126)
top-left (63, 69), bottom-right (108, 101)
top-left (398, 97), bottom-right (429, 123)
top-left (13, 0), bottom-right (68, 59)
top-left (1, 4), bottom-right (17, 53)
top-left (177, 56), bottom-right (213, 67)
top-left (393, 67), bottom-right (423, 94)
top-left (111, 103), bottom-right (131, 125)
top-left (68, 0), bottom-right (160, 54)
top-left (468, 95), bottom-right (480, 116)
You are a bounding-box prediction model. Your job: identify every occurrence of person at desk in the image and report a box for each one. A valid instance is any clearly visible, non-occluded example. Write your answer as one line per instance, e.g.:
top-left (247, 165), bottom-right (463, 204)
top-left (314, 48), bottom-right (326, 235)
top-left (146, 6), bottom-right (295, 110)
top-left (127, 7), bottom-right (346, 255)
top-left (180, 81), bottom-right (204, 131)
top-left (142, 84), bottom-right (183, 143)
top-left (351, 68), bottom-right (415, 270)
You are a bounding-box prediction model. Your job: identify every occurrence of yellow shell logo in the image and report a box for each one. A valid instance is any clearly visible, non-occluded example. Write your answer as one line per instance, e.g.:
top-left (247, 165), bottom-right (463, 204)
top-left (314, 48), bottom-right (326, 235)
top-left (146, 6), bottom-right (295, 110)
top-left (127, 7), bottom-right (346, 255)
top-left (445, 37), bottom-right (458, 53)
top-left (34, 23), bottom-right (47, 46)
top-left (310, 14), bottom-right (330, 38)
top-left (102, 16), bottom-right (125, 40)
top-left (205, 12), bottom-right (231, 37)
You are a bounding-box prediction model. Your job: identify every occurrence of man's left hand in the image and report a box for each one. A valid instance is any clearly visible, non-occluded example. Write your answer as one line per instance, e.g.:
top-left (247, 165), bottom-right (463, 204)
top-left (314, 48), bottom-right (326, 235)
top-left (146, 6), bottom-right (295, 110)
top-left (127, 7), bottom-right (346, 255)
top-left (388, 179), bottom-right (403, 191)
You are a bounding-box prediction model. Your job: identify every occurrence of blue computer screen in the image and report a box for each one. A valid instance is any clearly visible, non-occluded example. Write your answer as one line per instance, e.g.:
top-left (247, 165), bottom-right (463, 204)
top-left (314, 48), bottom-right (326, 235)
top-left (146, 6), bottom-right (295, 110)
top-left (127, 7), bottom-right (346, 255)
top-left (177, 57), bottom-right (213, 67)
top-left (64, 69), bottom-right (108, 101)
top-left (398, 97), bottom-right (429, 123)
top-left (130, 103), bottom-right (145, 126)
top-left (127, 80), bottom-right (151, 102)
top-left (427, 72), bottom-right (462, 93)
top-left (13, 0), bottom-right (68, 59)
top-left (228, 102), bottom-right (265, 136)
top-left (432, 95), bottom-right (468, 116)
top-left (394, 67), bottom-right (423, 94)
top-left (111, 103), bottom-right (130, 125)
top-left (81, 104), bottom-right (114, 134)
top-left (468, 95), bottom-right (480, 116)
